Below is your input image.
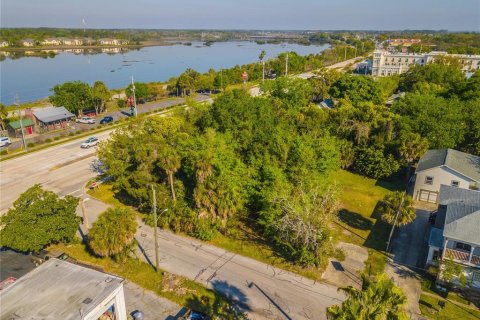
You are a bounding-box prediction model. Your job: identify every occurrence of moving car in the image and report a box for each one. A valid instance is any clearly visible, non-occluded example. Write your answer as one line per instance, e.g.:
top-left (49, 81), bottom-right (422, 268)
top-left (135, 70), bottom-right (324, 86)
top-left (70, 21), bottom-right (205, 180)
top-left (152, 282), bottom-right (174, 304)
top-left (181, 310), bottom-right (208, 320)
top-left (0, 137), bottom-right (12, 147)
top-left (76, 116), bottom-right (96, 124)
top-left (80, 137), bottom-right (99, 148)
top-left (100, 116), bottom-right (113, 124)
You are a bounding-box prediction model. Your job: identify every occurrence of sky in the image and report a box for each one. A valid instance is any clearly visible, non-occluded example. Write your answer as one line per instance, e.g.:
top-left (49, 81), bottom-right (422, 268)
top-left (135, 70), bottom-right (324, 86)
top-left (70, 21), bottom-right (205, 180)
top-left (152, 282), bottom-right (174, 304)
top-left (1, 0), bottom-right (479, 31)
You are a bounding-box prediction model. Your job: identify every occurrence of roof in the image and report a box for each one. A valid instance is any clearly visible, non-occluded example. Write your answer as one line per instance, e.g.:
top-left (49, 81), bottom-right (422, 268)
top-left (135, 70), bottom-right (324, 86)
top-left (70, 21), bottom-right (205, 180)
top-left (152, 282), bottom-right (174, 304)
top-left (0, 258), bottom-right (124, 320)
top-left (438, 185), bottom-right (480, 245)
top-left (429, 227), bottom-right (444, 248)
top-left (0, 250), bottom-right (36, 282)
top-left (416, 149), bottom-right (480, 182)
top-left (8, 118), bottom-right (34, 129)
top-left (33, 107), bottom-right (75, 124)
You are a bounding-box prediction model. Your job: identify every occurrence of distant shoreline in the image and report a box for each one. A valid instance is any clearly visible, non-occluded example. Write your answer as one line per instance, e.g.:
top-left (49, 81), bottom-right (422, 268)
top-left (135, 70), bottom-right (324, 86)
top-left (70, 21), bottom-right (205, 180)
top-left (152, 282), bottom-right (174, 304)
top-left (0, 40), bottom-right (181, 52)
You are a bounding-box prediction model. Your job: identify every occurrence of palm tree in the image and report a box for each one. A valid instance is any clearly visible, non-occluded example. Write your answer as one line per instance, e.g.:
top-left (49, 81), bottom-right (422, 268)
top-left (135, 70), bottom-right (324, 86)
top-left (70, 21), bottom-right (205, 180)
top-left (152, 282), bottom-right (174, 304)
top-left (259, 50), bottom-right (266, 82)
top-left (327, 273), bottom-right (408, 320)
top-left (0, 103), bottom-right (8, 131)
top-left (161, 151), bottom-right (181, 202)
top-left (88, 207), bottom-right (137, 258)
top-left (399, 133), bottom-right (428, 181)
top-left (380, 191), bottom-right (416, 227)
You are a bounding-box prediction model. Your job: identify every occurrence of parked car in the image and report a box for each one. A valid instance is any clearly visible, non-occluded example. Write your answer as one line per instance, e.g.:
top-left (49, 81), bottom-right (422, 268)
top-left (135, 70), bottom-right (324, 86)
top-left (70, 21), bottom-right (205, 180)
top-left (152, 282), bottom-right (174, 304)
top-left (76, 116), bottom-right (96, 124)
top-left (429, 211), bottom-right (437, 225)
top-left (80, 137), bottom-right (99, 148)
top-left (100, 116), bottom-right (113, 124)
top-left (181, 310), bottom-right (208, 320)
top-left (0, 137), bottom-right (11, 147)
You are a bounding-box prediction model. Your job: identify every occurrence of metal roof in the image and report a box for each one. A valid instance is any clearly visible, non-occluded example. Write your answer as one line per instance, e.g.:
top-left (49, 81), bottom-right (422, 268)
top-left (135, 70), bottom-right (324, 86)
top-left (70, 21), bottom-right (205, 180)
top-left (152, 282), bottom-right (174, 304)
top-left (438, 185), bottom-right (480, 245)
top-left (8, 118), bottom-right (34, 130)
top-left (416, 149), bottom-right (480, 182)
top-left (0, 258), bottom-right (124, 320)
top-left (33, 107), bottom-right (75, 124)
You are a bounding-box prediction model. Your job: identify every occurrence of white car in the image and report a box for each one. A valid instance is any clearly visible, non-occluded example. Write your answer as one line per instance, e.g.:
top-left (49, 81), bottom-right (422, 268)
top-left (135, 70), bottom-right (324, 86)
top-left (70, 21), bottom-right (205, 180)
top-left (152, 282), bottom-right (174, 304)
top-left (0, 137), bottom-right (12, 147)
top-left (76, 117), bottom-right (96, 124)
top-left (80, 137), bottom-right (99, 148)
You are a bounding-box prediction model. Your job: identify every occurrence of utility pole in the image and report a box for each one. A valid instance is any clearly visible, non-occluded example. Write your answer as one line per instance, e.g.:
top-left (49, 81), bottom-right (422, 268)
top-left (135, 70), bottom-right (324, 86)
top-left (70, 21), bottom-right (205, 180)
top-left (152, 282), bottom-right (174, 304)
top-left (220, 68), bottom-right (223, 91)
top-left (131, 76), bottom-right (137, 117)
top-left (15, 93), bottom-right (27, 151)
top-left (344, 46), bottom-right (347, 61)
top-left (285, 53), bottom-right (288, 76)
top-left (386, 194), bottom-right (405, 253)
top-left (151, 185), bottom-right (159, 272)
top-left (262, 60), bottom-right (265, 82)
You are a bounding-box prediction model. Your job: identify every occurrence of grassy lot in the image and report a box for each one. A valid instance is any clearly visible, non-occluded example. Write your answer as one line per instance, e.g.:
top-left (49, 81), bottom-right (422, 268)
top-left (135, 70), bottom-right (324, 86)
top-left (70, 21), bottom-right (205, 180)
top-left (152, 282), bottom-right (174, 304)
top-left (88, 184), bottom-right (329, 280)
top-left (88, 169), bottom-right (401, 281)
top-left (331, 170), bottom-right (404, 275)
top-left (419, 293), bottom-right (480, 320)
top-left (49, 242), bottom-right (243, 317)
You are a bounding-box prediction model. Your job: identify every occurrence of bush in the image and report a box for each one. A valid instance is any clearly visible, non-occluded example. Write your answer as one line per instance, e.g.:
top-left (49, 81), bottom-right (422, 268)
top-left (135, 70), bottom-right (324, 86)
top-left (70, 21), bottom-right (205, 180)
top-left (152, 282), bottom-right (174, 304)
top-left (53, 136), bottom-right (60, 141)
top-left (27, 142), bottom-right (35, 148)
top-left (353, 146), bottom-right (399, 179)
top-left (68, 132), bottom-right (75, 137)
top-left (0, 150), bottom-right (8, 156)
top-left (189, 218), bottom-right (218, 241)
top-left (45, 138), bottom-right (52, 143)
top-left (117, 99), bottom-right (126, 108)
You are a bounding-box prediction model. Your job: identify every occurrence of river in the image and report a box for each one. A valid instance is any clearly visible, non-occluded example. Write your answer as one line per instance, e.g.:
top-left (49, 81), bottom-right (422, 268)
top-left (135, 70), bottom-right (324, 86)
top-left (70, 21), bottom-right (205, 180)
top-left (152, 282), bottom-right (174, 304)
top-left (0, 41), bottom-right (329, 104)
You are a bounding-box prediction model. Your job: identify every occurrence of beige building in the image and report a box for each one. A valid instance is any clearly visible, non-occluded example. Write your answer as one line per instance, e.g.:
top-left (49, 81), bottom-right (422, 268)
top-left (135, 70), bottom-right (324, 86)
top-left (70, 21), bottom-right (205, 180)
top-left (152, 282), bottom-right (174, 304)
top-left (41, 38), bottom-right (62, 46)
top-left (21, 39), bottom-right (35, 47)
top-left (0, 40), bottom-right (9, 47)
top-left (372, 49), bottom-right (480, 76)
top-left (62, 38), bottom-right (84, 46)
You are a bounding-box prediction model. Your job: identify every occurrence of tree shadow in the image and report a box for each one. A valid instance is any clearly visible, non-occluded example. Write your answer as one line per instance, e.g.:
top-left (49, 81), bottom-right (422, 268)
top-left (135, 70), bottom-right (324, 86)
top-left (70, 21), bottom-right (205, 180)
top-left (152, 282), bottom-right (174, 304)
top-left (337, 209), bottom-right (373, 231)
top-left (185, 281), bottom-right (249, 319)
top-left (210, 279), bottom-right (251, 311)
top-left (374, 177), bottom-right (405, 192)
top-left (364, 202), bottom-right (390, 252)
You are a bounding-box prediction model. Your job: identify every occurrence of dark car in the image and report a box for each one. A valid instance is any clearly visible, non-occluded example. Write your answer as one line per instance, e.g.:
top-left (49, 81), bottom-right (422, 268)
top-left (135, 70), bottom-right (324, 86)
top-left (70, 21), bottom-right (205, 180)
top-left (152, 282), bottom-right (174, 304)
top-left (429, 211), bottom-right (437, 224)
top-left (100, 116), bottom-right (113, 124)
top-left (181, 310), bottom-right (208, 320)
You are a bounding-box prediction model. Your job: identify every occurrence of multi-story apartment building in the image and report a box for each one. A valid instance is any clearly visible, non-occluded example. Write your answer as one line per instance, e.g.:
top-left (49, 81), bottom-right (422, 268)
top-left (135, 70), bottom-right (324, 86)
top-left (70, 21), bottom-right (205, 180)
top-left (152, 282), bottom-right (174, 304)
top-left (372, 49), bottom-right (480, 76)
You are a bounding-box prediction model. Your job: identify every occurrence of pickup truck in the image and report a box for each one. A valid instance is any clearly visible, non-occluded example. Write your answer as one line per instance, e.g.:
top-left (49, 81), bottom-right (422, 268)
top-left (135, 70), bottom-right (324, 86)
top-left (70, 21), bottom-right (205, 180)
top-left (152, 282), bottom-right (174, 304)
top-left (76, 116), bottom-right (96, 124)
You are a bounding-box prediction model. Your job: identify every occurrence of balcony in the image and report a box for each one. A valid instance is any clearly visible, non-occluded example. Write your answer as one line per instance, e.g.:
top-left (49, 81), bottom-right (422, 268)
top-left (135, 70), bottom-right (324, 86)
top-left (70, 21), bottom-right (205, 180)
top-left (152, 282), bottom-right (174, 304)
top-left (445, 248), bottom-right (480, 266)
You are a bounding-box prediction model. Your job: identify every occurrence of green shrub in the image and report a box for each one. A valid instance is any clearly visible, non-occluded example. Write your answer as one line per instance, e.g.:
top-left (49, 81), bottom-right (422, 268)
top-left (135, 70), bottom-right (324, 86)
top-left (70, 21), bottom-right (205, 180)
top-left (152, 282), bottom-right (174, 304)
top-left (53, 136), bottom-right (60, 141)
top-left (0, 150), bottom-right (8, 156)
top-left (45, 138), bottom-right (52, 143)
top-left (27, 142), bottom-right (35, 148)
top-left (189, 218), bottom-right (218, 241)
top-left (117, 99), bottom-right (126, 108)
top-left (68, 132), bottom-right (75, 137)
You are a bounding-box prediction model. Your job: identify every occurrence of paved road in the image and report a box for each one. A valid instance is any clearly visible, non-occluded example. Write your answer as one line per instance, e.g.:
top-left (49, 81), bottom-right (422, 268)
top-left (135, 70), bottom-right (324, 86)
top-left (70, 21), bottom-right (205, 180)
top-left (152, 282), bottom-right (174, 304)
top-left (135, 221), bottom-right (344, 320)
top-left (2, 94), bottom-right (211, 151)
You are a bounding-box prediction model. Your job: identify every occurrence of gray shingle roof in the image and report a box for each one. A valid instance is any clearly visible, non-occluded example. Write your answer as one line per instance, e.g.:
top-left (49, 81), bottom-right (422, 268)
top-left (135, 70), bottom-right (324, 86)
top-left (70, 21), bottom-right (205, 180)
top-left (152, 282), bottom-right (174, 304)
top-left (416, 149), bottom-right (480, 182)
top-left (33, 107), bottom-right (75, 124)
top-left (438, 185), bottom-right (480, 245)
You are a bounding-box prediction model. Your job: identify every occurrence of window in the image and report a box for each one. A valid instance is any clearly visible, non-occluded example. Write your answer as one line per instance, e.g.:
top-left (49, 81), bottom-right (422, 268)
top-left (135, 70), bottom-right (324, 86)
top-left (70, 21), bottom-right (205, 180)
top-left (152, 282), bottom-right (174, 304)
top-left (425, 176), bottom-right (434, 185)
top-left (455, 242), bottom-right (471, 252)
top-left (451, 180), bottom-right (460, 187)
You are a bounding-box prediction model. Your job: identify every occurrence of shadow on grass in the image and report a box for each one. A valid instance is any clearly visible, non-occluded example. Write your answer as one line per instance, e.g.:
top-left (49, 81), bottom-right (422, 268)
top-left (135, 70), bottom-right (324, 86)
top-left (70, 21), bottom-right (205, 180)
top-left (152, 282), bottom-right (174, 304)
top-left (186, 280), bottom-right (250, 318)
top-left (338, 209), bottom-right (373, 231)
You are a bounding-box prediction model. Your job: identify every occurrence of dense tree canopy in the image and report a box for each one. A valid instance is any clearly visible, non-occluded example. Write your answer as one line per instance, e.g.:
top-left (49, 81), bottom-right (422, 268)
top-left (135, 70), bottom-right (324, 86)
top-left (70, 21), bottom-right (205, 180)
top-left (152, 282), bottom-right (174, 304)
top-left (49, 81), bottom-right (93, 115)
top-left (329, 74), bottom-right (383, 106)
top-left (0, 184), bottom-right (79, 252)
top-left (88, 207), bottom-right (137, 258)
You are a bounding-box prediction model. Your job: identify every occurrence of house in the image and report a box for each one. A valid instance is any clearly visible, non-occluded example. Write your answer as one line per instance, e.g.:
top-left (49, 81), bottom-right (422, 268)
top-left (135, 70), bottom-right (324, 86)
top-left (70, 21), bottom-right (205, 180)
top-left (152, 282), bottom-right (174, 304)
top-left (33, 106), bottom-right (75, 132)
top-left (411, 149), bottom-right (480, 203)
top-left (426, 185), bottom-right (480, 289)
top-left (62, 38), bottom-right (83, 46)
top-left (0, 40), bottom-right (9, 47)
top-left (41, 38), bottom-right (62, 46)
top-left (0, 258), bottom-right (127, 320)
top-left (317, 99), bottom-right (334, 109)
top-left (98, 38), bottom-right (128, 46)
top-left (7, 118), bottom-right (34, 137)
top-left (21, 39), bottom-right (35, 47)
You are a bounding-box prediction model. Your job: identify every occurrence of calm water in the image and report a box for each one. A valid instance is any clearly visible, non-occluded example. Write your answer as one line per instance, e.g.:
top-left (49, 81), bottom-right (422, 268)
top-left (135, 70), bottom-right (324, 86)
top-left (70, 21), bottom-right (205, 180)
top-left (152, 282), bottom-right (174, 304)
top-left (0, 41), bottom-right (329, 104)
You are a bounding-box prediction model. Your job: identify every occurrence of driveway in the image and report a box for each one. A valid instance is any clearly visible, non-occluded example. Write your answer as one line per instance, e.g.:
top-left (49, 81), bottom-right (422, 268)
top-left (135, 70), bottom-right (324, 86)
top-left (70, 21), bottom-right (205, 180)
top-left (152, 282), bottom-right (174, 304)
top-left (387, 209), bottom-right (432, 319)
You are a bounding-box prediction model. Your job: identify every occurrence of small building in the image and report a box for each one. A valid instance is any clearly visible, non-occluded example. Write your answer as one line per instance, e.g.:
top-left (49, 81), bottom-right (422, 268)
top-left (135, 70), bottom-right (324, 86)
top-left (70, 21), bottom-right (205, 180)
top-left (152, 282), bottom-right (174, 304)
top-left (98, 38), bottom-right (128, 46)
top-left (317, 99), bottom-right (334, 109)
top-left (21, 39), bottom-right (35, 47)
top-left (41, 38), bottom-right (62, 46)
top-left (0, 258), bottom-right (127, 320)
top-left (0, 40), bottom-right (9, 47)
top-left (33, 106), bottom-right (75, 132)
top-left (7, 118), bottom-right (34, 137)
top-left (62, 38), bottom-right (83, 46)
top-left (426, 185), bottom-right (480, 289)
top-left (411, 149), bottom-right (480, 203)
